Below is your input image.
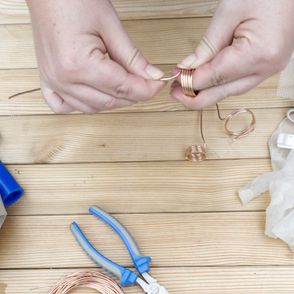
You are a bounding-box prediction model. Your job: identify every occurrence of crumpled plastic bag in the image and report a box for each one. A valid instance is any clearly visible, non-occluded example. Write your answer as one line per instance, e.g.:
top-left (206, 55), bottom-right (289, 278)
top-left (239, 116), bottom-right (294, 251)
top-left (0, 197), bottom-right (7, 229)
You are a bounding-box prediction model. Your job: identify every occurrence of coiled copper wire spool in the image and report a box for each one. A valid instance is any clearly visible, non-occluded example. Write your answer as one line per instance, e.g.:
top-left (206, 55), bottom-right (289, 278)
top-left (49, 271), bottom-right (124, 294)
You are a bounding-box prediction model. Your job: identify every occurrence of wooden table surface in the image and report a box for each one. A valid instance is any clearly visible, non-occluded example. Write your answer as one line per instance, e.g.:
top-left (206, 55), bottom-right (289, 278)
top-left (1, 1), bottom-right (294, 293)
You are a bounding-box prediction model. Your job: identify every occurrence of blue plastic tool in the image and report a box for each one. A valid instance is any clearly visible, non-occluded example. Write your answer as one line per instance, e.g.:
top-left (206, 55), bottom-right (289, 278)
top-left (0, 162), bottom-right (24, 206)
top-left (71, 206), bottom-right (169, 294)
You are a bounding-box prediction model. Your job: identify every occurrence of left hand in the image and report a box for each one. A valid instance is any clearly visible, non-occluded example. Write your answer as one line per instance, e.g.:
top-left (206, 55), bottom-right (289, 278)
top-left (170, 0), bottom-right (294, 109)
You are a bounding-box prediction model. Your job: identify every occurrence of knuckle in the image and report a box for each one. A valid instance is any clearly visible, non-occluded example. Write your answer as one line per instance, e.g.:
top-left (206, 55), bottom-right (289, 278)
top-left (210, 68), bottom-right (225, 87)
top-left (57, 53), bottom-right (83, 80)
top-left (114, 83), bottom-right (131, 99)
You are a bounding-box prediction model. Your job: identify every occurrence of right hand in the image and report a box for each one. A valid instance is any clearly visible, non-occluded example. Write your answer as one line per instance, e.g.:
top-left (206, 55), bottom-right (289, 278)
top-left (26, 0), bottom-right (165, 113)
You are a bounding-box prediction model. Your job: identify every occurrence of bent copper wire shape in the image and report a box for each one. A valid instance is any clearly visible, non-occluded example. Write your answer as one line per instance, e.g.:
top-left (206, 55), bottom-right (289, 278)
top-left (9, 68), bottom-right (256, 162)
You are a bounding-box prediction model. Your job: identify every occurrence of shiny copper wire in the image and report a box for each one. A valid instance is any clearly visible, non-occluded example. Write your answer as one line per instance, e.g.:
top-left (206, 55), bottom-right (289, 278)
top-left (185, 143), bottom-right (207, 162)
top-left (160, 71), bottom-right (181, 81)
top-left (218, 106), bottom-right (256, 140)
top-left (180, 69), bottom-right (197, 97)
top-left (185, 110), bottom-right (207, 162)
top-left (49, 271), bottom-right (124, 294)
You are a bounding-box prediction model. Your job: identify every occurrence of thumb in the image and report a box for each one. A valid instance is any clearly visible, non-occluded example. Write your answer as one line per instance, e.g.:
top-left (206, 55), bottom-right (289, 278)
top-left (101, 20), bottom-right (164, 80)
top-left (177, 5), bottom-right (240, 69)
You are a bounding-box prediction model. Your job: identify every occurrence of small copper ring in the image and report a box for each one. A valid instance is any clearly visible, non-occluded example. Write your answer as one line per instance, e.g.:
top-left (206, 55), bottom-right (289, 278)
top-left (224, 108), bottom-right (256, 140)
top-left (180, 69), bottom-right (197, 97)
top-left (185, 143), bottom-right (207, 162)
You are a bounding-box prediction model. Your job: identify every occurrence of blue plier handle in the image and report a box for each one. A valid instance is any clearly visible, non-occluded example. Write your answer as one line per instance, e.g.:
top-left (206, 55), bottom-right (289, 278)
top-left (71, 206), bottom-right (152, 287)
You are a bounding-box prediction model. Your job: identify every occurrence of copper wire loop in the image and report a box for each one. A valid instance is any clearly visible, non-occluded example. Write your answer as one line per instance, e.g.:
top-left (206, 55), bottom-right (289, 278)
top-left (49, 271), bottom-right (124, 294)
top-left (185, 144), bottom-right (207, 162)
top-left (224, 108), bottom-right (256, 140)
top-left (180, 69), bottom-right (197, 97)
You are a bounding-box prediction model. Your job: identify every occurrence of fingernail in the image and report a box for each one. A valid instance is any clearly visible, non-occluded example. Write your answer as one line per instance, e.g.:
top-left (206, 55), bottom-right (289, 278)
top-left (145, 64), bottom-right (164, 80)
top-left (177, 54), bottom-right (197, 69)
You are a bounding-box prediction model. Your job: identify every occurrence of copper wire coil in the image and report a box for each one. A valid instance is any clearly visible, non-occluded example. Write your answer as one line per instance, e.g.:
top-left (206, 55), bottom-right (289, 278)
top-left (223, 108), bottom-right (256, 140)
top-left (49, 271), bottom-right (124, 294)
top-left (185, 144), bottom-right (207, 162)
top-left (180, 69), bottom-right (197, 97)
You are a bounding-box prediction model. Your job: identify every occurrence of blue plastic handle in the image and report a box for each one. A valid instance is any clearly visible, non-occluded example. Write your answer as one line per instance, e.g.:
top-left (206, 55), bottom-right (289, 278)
top-left (89, 206), bottom-right (151, 274)
top-left (0, 162), bottom-right (24, 206)
top-left (71, 222), bottom-right (138, 287)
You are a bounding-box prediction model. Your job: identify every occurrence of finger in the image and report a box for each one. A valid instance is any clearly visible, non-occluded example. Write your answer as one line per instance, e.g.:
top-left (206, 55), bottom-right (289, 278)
top-left (79, 53), bottom-right (165, 102)
top-left (171, 75), bottom-right (263, 109)
top-left (101, 17), bottom-right (164, 80)
top-left (41, 86), bottom-right (74, 114)
top-left (60, 93), bottom-right (99, 114)
top-left (184, 39), bottom-right (255, 91)
top-left (62, 84), bottom-right (134, 110)
top-left (178, 3), bottom-right (241, 69)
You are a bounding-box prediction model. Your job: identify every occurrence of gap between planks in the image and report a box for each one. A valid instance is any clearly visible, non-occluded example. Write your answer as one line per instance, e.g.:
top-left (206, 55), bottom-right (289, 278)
top-left (1, 212), bottom-right (294, 269)
top-left (2, 267), bottom-right (294, 294)
top-left (0, 0), bottom-right (218, 24)
top-left (0, 108), bottom-right (287, 164)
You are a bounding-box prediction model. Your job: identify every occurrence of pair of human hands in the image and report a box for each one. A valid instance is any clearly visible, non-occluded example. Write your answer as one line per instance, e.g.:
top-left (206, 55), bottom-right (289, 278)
top-left (27, 0), bottom-right (294, 114)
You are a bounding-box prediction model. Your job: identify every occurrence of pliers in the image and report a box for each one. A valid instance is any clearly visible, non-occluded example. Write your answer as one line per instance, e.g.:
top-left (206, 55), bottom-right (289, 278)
top-left (71, 206), bottom-right (169, 294)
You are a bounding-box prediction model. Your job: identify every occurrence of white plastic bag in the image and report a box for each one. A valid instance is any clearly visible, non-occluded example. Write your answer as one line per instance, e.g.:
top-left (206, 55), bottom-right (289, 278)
top-left (239, 117), bottom-right (294, 251)
top-left (0, 197), bottom-right (7, 229)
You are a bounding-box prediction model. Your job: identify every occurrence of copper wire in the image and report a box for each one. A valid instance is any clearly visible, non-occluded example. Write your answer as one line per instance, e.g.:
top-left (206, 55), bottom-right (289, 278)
top-left (8, 70), bottom-right (256, 163)
top-left (223, 108), bottom-right (256, 140)
top-left (49, 271), bottom-right (124, 294)
top-left (8, 87), bottom-right (41, 99)
top-left (185, 110), bottom-right (207, 162)
top-left (185, 105), bottom-right (256, 162)
top-left (160, 71), bottom-right (181, 81)
top-left (180, 69), bottom-right (197, 97)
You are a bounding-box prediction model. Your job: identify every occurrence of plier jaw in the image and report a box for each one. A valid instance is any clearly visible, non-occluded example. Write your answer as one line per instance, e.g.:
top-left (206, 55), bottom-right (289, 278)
top-left (137, 272), bottom-right (170, 294)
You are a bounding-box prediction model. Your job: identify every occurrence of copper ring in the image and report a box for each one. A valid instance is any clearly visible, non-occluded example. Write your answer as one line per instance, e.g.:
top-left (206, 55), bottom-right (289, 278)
top-left (224, 108), bottom-right (256, 140)
top-left (185, 144), bottom-right (207, 162)
top-left (180, 69), bottom-right (197, 97)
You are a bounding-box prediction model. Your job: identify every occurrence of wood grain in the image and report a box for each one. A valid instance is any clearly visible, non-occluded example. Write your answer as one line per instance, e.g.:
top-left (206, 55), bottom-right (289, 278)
top-left (1, 68), bottom-right (293, 115)
top-left (6, 159), bottom-right (270, 215)
top-left (0, 108), bottom-right (285, 164)
top-left (0, 19), bottom-right (211, 69)
top-left (0, 0), bottom-right (218, 24)
top-left (2, 267), bottom-right (294, 294)
top-left (1, 213), bottom-right (293, 269)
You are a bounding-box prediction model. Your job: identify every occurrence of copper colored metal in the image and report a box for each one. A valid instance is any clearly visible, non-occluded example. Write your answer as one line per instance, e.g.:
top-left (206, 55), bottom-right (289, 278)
top-left (160, 71), bottom-right (181, 81)
top-left (49, 271), bottom-right (124, 294)
top-left (180, 69), bottom-right (197, 97)
top-left (185, 110), bottom-right (207, 162)
top-left (223, 108), bottom-right (256, 140)
top-left (185, 144), bottom-right (207, 162)
top-left (8, 88), bottom-right (41, 99)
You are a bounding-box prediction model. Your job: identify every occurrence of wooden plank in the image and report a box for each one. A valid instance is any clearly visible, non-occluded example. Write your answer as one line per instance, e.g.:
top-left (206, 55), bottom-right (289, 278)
top-left (2, 267), bottom-right (294, 294)
top-left (0, 0), bottom-right (218, 24)
top-left (0, 212), bottom-right (292, 269)
top-left (1, 68), bottom-right (293, 115)
top-left (0, 19), bottom-right (211, 69)
top-left (0, 108), bottom-right (285, 164)
top-left (6, 159), bottom-right (270, 216)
